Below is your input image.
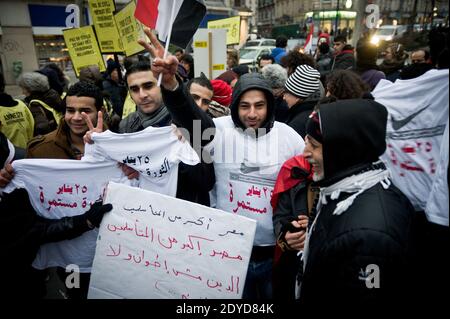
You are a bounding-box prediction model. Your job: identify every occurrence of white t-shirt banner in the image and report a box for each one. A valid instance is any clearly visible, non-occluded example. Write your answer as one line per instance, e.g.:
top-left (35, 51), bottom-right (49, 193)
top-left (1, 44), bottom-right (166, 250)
top-left (1, 158), bottom-right (127, 271)
top-left (88, 182), bottom-right (256, 299)
top-left (205, 117), bottom-right (304, 246)
top-left (373, 69), bottom-right (449, 215)
top-left (83, 126), bottom-right (200, 197)
top-left (425, 119), bottom-right (449, 226)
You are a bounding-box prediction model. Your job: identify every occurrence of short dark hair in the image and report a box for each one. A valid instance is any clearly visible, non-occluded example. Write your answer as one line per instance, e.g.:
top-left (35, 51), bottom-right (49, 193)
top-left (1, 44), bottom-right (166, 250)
top-left (414, 48), bottom-right (430, 61)
top-left (65, 81), bottom-right (103, 111)
top-left (334, 35), bottom-right (347, 43)
top-left (280, 51), bottom-right (317, 75)
top-left (326, 70), bottom-right (368, 99)
top-left (356, 43), bottom-right (378, 70)
top-left (187, 74), bottom-right (213, 92)
top-left (125, 61), bottom-right (152, 85)
top-left (275, 36), bottom-right (288, 48)
top-left (174, 48), bottom-right (184, 54)
top-left (260, 54), bottom-right (275, 63)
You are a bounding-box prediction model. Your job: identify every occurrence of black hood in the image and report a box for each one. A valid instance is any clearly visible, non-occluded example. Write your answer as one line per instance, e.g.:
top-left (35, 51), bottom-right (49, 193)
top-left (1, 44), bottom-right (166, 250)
top-left (230, 73), bottom-right (275, 133)
top-left (318, 99), bottom-right (387, 180)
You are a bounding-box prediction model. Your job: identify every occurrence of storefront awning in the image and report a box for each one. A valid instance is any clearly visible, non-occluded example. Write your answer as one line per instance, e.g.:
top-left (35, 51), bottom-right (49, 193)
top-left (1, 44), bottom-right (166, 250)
top-left (32, 27), bottom-right (64, 35)
top-left (306, 10), bottom-right (357, 20)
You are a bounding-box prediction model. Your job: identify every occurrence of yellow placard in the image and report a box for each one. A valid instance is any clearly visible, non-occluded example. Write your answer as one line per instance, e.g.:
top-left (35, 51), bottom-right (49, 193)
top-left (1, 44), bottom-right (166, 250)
top-left (63, 25), bottom-right (106, 77)
top-left (194, 41), bottom-right (208, 48)
top-left (114, 1), bottom-right (145, 57)
top-left (88, 0), bottom-right (122, 53)
top-left (207, 16), bottom-right (240, 45)
top-left (212, 64), bottom-right (225, 71)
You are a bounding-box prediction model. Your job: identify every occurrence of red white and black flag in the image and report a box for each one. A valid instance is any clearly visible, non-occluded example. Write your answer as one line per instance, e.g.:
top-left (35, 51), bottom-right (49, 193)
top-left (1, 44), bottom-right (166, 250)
top-left (134, 0), bottom-right (207, 49)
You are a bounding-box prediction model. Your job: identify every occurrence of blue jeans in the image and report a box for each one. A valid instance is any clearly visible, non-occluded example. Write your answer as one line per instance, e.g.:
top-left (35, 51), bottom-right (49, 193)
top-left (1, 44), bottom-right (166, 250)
top-left (242, 258), bottom-right (273, 299)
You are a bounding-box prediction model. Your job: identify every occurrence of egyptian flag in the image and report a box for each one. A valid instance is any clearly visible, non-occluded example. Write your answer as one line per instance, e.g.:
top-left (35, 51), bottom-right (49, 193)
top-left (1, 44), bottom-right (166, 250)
top-left (135, 0), bottom-right (206, 49)
top-left (303, 23), bottom-right (314, 55)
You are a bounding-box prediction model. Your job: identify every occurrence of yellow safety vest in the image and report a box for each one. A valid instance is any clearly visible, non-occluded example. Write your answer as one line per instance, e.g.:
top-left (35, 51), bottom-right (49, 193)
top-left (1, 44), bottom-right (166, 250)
top-left (122, 92), bottom-right (136, 119)
top-left (29, 99), bottom-right (62, 125)
top-left (0, 99), bottom-right (35, 149)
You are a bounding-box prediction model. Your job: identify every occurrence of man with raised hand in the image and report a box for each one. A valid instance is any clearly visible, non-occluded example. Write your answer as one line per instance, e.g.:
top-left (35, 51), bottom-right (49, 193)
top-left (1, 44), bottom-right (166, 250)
top-left (139, 29), bottom-right (305, 299)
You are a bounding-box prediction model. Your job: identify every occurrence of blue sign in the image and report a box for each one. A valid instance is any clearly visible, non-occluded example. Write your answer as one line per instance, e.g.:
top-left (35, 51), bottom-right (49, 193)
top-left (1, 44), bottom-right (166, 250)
top-left (28, 4), bottom-right (89, 27)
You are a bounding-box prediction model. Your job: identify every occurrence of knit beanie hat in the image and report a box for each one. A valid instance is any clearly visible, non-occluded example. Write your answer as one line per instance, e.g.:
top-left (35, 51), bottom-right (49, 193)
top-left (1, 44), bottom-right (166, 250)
top-left (210, 79), bottom-right (232, 107)
top-left (285, 64), bottom-right (320, 99)
top-left (305, 110), bottom-right (323, 143)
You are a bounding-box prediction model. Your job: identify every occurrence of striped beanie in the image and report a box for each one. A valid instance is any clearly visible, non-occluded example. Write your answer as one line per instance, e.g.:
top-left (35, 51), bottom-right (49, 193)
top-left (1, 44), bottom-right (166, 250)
top-left (284, 64), bottom-right (320, 99)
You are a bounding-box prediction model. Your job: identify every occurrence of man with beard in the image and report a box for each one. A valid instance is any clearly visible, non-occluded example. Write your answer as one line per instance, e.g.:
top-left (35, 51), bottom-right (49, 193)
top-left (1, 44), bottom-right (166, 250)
top-left (139, 29), bottom-right (304, 299)
top-left (299, 100), bottom-right (416, 304)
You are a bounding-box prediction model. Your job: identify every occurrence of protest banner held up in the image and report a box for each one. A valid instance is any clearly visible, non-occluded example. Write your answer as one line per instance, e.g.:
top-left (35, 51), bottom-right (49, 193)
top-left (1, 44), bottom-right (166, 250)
top-left (88, 182), bottom-right (257, 299)
top-left (63, 25), bottom-right (106, 76)
top-left (88, 0), bottom-right (123, 53)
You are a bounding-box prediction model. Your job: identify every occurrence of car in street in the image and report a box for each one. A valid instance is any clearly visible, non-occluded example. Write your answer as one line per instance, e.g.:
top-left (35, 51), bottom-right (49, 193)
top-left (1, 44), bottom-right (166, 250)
top-left (244, 38), bottom-right (276, 48)
top-left (370, 25), bottom-right (407, 45)
top-left (239, 46), bottom-right (275, 72)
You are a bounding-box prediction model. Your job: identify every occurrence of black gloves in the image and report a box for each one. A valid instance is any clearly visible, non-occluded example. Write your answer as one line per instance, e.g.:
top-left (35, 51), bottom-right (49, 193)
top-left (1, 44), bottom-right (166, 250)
top-left (83, 202), bottom-right (113, 228)
top-left (39, 202), bottom-right (113, 243)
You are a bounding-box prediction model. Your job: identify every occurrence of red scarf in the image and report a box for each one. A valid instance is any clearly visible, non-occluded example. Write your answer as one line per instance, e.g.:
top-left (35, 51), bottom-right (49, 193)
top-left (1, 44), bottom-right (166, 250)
top-left (272, 154), bottom-right (312, 266)
top-left (271, 155), bottom-right (312, 211)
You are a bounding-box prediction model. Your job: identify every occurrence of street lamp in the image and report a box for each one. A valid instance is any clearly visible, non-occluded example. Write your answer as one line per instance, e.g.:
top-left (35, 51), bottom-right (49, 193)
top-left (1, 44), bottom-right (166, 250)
top-left (345, 0), bottom-right (352, 9)
top-left (335, 0), bottom-right (340, 36)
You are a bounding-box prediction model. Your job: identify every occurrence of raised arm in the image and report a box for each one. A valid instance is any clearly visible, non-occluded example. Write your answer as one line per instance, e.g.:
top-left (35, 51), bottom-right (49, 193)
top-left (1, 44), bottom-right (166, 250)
top-left (138, 28), bottom-right (215, 147)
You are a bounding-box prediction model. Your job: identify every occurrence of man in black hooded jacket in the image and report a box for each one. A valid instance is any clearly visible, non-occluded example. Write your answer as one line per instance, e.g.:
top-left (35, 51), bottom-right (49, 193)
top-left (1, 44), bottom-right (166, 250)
top-left (299, 99), bottom-right (416, 304)
top-left (139, 29), bottom-right (304, 299)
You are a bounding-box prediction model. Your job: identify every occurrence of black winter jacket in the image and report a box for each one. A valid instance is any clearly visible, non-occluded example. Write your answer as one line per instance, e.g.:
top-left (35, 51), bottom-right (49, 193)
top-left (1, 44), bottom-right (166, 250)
top-left (300, 165), bottom-right (416, 304)
top-left (285, 95), bottom-right (320, 138)
top-left (300, 99), bottom-right (416, 304)
top-left (0, 189), bottom-right (92, 298)
top-left (331, 45), bottom-right (355, 71)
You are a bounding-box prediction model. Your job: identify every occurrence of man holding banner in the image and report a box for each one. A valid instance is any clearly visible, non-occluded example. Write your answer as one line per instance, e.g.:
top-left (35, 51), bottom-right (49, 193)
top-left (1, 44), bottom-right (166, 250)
top-left (139, 30), bottom-right (304, 299)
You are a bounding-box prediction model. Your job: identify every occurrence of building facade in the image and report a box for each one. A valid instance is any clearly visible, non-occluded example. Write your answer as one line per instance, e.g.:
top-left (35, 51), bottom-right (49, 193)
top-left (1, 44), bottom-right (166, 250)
top-left (0, 0), bottom-right (241, 85)
top-left (255, 0), bottom-right (448, 39)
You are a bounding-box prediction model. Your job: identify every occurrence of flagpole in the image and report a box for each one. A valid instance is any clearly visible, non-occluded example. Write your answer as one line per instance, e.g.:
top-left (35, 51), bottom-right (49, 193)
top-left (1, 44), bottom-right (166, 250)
top-left (157, 0), bottom-right (178, 87)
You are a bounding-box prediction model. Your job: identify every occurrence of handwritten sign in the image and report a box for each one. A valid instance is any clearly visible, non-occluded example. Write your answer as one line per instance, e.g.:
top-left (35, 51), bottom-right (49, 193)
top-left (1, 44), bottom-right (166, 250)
top-left (63, 25), bottom-right (106, 76)
top-left (88, 0), bottom-right (123, 53)
top-left (207, 16), bottom-right (240, 45)
top-left (88, 182), bottom-right (256, 299)
top-left (113, 1), bottom-right (145, 56)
